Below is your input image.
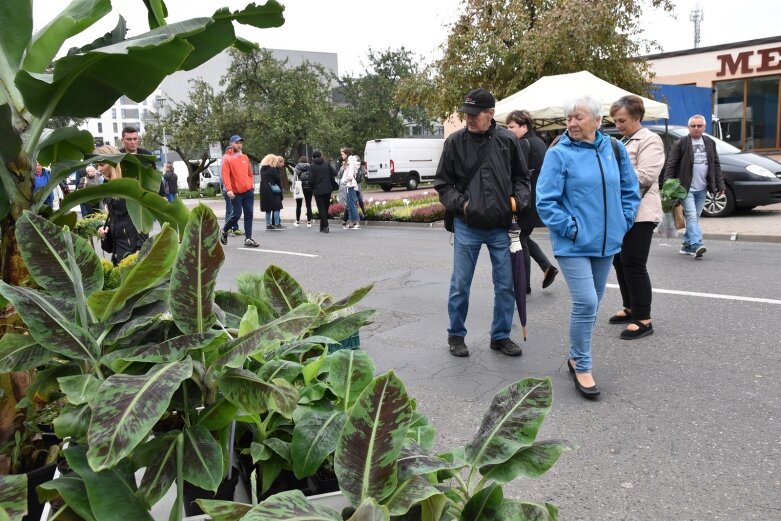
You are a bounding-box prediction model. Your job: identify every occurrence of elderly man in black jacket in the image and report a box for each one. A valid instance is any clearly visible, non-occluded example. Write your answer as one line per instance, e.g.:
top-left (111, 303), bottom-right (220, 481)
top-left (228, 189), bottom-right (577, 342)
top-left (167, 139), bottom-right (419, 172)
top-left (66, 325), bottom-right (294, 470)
top-left (435, 88), bottom-right (531, 357)
top-left (663, 114), bottom-right (725, 259)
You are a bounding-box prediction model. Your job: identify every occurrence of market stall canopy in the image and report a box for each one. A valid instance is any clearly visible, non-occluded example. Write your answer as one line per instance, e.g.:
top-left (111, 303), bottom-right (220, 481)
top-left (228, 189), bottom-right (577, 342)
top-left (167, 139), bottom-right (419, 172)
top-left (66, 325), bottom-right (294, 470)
top-left (494, 71), bottom-right (669, 130)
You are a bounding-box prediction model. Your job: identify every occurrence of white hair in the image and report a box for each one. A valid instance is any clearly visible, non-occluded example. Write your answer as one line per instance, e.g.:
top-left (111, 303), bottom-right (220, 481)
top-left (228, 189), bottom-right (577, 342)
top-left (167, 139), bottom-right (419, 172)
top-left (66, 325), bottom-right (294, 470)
top-left (564, 95), bottom-right (603, 123)
top-left (688, 114), bottom-right (706, 125)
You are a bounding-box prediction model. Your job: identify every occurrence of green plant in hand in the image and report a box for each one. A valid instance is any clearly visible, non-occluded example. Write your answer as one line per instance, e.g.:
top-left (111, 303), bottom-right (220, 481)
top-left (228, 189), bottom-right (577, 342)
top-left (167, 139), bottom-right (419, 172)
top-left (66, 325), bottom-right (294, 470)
top-left (660, 179), bottom-right (688, 212)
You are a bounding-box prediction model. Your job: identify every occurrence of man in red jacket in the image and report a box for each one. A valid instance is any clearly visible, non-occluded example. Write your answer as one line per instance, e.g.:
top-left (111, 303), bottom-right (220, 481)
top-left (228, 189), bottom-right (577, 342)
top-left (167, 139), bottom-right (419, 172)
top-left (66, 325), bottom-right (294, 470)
top-left (220, 135), bottom-right (259, 247)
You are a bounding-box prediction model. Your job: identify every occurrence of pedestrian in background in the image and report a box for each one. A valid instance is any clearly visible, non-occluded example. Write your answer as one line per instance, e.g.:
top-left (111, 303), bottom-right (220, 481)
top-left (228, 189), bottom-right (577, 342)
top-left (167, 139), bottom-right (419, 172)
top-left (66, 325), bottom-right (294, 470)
top-left (338, 147), bottom-right (351, 227)
top-left (33, 161), bottom-right (54, 207)
top-left (259, 154), bottom-right (285, 231)
top-left (310, 149), bottom-right (337, 233)
top-left (293, 155), bottom-right (314, 227)
top-left (663, 114), bottom-right (725, 259)
top-left (435, 87), bottom-right (530, 358)
top-left (220, 146), bottom-right (242, 236)
top-left (342, 155), bottom-right (361, 229)
top-left (163, 162), bottom-right (178, 202)
top-left (78, 165), bottom-right (103, 217)
top-left (220, 135), bottom-right (258, 247)
top-left (537, 95), bottom-right (640, 399)
top-left (608, 95), bottom-right (665, 339)
top-left (505, 109), bottom-right (559, 293)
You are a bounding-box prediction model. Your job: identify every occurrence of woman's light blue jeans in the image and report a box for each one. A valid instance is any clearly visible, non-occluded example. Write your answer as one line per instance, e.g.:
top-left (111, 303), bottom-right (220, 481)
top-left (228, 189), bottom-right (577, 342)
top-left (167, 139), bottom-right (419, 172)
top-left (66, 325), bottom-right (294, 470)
top-left (682, 189), bottom-right (706, 247)
top-left (346, 187), bottom-right (359, 221)
top-left (557, 255), bottom-right (614, 373)
top-left (447, 216), bottom-right (514, 340)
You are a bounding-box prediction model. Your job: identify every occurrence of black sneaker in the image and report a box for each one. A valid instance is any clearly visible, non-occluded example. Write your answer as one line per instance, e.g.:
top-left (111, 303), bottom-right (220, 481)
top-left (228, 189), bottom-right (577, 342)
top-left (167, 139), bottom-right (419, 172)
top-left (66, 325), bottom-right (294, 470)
top-left (244, 238), bottom-right (259, 248)
top-left (694, 245), bottom-right (706, 259)
top-left (448, 335), bottom-right (469, 357)
top-left (266, 225), bottom-right (275, 231)
top-left (220, 230), bottom-right (228, 245)
top-left (490, 337), bottom-right (523, 357)
top-left (274, 224), bottom-right (287, 230)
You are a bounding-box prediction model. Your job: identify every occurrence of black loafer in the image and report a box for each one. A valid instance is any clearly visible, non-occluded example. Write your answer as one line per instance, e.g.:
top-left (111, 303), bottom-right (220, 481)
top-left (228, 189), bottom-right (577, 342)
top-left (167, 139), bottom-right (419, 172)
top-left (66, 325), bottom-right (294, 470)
top-left (448, 335), bottom-right (469, 357)
top-left (573, 374), bottom-right (601, 400)
top-left (567, 359), bottom-right (576, 374)
top-left (542, 266), bottom-right (559, 289)
top-left (620, 320), bottom-right (654, 340)
top-left (608, 308), bottom-right (632, 324)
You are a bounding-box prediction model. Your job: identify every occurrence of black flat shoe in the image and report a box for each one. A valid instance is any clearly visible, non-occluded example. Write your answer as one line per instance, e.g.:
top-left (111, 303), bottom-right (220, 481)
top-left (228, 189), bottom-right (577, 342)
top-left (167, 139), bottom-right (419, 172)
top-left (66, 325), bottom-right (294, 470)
top-left (620, 320), bottom-right (654, 340)
top-left (542, 266), bottom-right (559, 289)
top-left (608, 308), bottom-right (632, 324)
top-left (573, 374), bottom-right (601, 400)
top-left (567, 359), bottom-right (576, 374)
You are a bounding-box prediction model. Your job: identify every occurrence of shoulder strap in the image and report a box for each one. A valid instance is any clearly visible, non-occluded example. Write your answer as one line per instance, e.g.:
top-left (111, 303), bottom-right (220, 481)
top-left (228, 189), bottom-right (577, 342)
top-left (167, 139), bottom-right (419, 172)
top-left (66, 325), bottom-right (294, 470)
top-left (519, 137), bottom-right (531, 163)
top-left (610, 137), bottom-right (621, 171)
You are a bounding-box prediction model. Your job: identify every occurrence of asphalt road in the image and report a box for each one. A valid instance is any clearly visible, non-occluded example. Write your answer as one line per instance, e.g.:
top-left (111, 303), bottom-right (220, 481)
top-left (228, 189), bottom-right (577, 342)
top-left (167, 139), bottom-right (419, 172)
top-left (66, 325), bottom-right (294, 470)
top-left (215, 223), bottom-right (781, 521)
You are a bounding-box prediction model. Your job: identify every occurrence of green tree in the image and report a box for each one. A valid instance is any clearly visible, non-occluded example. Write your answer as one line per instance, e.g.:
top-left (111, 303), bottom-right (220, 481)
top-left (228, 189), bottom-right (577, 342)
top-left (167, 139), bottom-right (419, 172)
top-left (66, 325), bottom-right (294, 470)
top-left (144, 80), bottom-right (221, 190)
top-left (399, 0), bottom-right (674, 120)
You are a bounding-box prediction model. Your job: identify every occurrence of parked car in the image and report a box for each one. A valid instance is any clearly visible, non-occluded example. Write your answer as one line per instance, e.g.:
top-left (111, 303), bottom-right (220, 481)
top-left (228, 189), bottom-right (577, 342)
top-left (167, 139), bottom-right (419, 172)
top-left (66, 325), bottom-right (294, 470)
top-left (604, 125), bottom-right (781, 217)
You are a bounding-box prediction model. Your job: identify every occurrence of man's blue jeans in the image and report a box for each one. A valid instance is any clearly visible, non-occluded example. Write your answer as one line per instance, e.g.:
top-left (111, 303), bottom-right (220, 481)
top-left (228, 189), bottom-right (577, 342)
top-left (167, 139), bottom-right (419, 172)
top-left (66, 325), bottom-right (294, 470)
top-left (557, 255), bottom-right (614, 373)
top-left (682, 189), bottom-right (706, 247)
top-left (224, 189), bottom-right (254, 239)
top-left (447, 216), bottom-right (514, 340)
top-left (223, 189), bottom-right (237, 231)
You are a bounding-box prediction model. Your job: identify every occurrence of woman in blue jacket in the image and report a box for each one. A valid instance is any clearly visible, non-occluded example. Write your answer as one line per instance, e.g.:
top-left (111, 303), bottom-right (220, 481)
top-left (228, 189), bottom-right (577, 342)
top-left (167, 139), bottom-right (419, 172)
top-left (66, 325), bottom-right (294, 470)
top-left (537, 95), bottom-right (640, 399)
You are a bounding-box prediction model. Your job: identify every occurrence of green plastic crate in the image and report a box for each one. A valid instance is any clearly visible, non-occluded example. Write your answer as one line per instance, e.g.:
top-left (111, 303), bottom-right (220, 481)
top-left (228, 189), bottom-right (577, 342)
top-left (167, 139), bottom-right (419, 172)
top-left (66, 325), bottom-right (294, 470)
top-left (330, 331), bottom-right (360, 352)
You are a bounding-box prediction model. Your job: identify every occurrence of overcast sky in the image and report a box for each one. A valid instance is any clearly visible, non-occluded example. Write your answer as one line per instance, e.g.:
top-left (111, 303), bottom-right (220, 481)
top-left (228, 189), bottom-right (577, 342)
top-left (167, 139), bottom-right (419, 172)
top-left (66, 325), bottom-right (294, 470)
top-left (32, 0), bottom-right (781, 77)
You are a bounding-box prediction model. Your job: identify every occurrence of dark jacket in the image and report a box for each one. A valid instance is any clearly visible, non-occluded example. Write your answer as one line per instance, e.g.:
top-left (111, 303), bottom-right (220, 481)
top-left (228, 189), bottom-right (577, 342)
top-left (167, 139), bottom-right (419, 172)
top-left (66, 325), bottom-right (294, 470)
top-left (434, 120), bottom-right (531, 229)
top-left (517, 130), bottom-right (548, 229)
top-left (259, 165), bottom-right (283, 211)
top-left (294, 162), bottom-right (313, 192)
top-left (104, 197), bottom-right (147, 265)
top-left (163, 170), bottom-right (178, 194)
top-left (663, 134), bottom-right (725, 194)
top-left (310, 157), bottom-right (337, 196)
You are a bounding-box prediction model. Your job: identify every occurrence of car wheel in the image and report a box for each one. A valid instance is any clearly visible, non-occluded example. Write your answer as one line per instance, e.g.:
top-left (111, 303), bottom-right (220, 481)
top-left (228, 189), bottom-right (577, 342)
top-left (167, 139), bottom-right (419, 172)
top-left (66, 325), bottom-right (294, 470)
top-left (702, 187), bottom-right (735, 217)
top-left (406, 175), bottom-right (419, 191)
top-left (381, 184), bottom-right (393, 192)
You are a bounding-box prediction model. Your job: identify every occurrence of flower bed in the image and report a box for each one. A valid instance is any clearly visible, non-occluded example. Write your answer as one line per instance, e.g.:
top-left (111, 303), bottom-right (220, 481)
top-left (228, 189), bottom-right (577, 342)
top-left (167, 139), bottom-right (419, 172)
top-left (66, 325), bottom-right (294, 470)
top-left (323, 192), bottom-right (444, 223)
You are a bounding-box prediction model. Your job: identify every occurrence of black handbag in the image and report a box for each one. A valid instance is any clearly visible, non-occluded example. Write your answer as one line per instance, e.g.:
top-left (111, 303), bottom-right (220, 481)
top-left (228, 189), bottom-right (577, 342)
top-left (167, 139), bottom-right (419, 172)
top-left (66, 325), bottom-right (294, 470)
top-left (100, 218), bottom-right (113, 253)
top-left (331, 176), bottom-right (339, 191)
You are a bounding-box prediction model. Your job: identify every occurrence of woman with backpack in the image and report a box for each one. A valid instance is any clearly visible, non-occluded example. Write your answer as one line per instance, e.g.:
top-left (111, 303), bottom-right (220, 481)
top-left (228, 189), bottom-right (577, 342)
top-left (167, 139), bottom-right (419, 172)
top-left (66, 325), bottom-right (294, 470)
top-left (293, 155), bottom-right (314, 227)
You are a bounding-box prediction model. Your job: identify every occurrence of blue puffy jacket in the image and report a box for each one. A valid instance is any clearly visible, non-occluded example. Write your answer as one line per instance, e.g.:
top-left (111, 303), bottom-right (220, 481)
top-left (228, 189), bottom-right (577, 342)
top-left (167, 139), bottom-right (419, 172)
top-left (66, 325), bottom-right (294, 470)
top-left (536, 131), bottom-right (640, 257)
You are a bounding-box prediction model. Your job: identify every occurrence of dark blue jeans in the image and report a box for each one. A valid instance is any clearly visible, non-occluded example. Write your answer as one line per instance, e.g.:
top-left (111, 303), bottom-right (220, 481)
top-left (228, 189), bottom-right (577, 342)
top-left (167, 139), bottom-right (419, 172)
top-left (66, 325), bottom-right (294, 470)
top-left (223, 189), bottom-right (255, 239)
top-left (223, 189), bottom-right (237, 231)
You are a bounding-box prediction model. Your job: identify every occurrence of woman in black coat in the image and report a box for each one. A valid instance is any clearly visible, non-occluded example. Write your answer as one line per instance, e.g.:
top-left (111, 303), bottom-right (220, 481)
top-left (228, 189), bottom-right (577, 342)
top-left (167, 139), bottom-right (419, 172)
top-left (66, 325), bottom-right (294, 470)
top-left (259, 154), bottom-right (285, 231)
top-left (309, 150), bottom-right (337, 233)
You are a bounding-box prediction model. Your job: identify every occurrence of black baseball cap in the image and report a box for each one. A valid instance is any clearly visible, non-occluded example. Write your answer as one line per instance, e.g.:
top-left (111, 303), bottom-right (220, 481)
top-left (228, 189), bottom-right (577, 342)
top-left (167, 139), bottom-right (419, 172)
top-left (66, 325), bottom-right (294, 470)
top-left (460, 88), bottom-right (495, 115)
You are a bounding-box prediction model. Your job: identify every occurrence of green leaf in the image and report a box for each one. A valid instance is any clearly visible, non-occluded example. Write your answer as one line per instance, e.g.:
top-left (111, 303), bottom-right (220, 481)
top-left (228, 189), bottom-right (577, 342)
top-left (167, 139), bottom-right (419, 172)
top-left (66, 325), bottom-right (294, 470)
top-left (0, 0), bottom-right (32, 70)
top-left (322, 283), bottom-right (374, 314)
top-left (327, 349), bottom-right (375, 406)
top-left (349, 498), bottom-right (389, 520)
top-left (257, 359), bottom-right (302, 383)
top-left (460, 483), bottom-right (502, 521)
top-left (314, 309), bottom-right (375, 342)
top-left (481, 440), bottom-right (575, 483)
top-left (170, 205), bottom-right (224, 334)
top-left (0, 283), bottom-right (99, 363)
top-left (406, 412), bottom-right (436, 451)
top-left (197, 399), bottom-right (238, 431)
top-left (53, 403), bottom-right (91, 441)
top-left (183, 424), bottom-right (224, 491)
top-left (261, 265), bottom-right (308, 315)
top-left (0, 104), bottom-right (22, 171)
top-left (143, 0), bottom-right (169, 30)
top-left (0, 333), bottom-right (53, 371)
top-left (384, 475), bottom-right (442, 517)
top-left (496, 500), bottom-right (559, 521)
top-left (238, 304), bottom-right (260, 337)
top-left (37, 473), bottom-right (96, 521)
top-left (134, 433), bottom-right (178, 509)
top-left (464, 377), bottom-right (552, 468)
top-left (65, 445), bottom-right (154, 521)
top-left (241, 490), bottom-right (342, 521)
top-left (88, 224), bottom-right (178, 322)
top-left (15, 211), bottom-right (104, 300)
top-left (214, 290), bottom-right (275, 329)
top-left (290, 406), bottom-right (347, 479)
top-left (23, 0), bottom-right (111, 73)
top-left (0, 474), bottom-right (27, 520)
top-left (58, 374), bottom-right (101, 405)
top-left (218, 368), bottom-right (298, 418)
top-left (335, 372), bottom-right (413, 506)
top-left (86, 359), bottom-right (193, 471)
top-left (115, 332), bottom-right (220, 364)
top-left (195, 499), bottom-right (252, 521)
top-left (216, 303), bottom-right (321, 368)
top-left (37, 127), bottom-right (96, 164)
top-left (215, 1), bottom-right (286, 30)
top-left (396, 439), bottom-right (464, 482)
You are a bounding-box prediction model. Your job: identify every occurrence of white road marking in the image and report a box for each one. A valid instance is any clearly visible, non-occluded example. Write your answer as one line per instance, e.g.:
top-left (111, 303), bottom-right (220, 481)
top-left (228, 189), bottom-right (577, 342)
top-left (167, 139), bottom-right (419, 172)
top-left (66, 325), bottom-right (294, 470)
top-left (237, 248), bottom-right (318, 258)
top-left (606, 283), bottom-right (781, 305)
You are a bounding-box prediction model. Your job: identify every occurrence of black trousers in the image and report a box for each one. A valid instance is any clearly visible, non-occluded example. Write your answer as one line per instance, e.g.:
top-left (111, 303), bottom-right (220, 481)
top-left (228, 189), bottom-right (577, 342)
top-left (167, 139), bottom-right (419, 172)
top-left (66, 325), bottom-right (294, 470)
top-left (520, 228), bottom-right (552, 291)
top-left (315, 194), bottom-right (331, 231)
top-left (296, 191), bottom-right (314, 222)
top-left (612, 221), bottom-right (656, 320)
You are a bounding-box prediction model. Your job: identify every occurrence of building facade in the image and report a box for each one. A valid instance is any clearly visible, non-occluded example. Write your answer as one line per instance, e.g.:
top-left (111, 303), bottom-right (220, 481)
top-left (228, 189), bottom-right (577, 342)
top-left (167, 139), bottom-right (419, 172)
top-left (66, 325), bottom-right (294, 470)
top-left (647, 36), bottom-right (781, 156)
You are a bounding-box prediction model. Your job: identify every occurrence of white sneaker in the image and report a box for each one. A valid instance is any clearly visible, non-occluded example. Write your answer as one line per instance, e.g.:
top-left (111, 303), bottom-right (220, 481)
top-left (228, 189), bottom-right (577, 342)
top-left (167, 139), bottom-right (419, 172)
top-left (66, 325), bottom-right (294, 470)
top-left (351, 224), bottom-right (361, 230)
top-left (306, 221), bottom-right (312, 228)
top-left (293, 221), bottom-right (300, 227)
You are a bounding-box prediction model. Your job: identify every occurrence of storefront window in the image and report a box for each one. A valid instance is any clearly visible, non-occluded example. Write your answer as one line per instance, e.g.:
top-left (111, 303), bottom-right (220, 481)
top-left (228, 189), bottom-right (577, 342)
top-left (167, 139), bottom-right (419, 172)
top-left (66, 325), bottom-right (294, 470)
top-left (714, 80), bottom-right (744, 148)
top-left (746, 76), bottom-right (779, 149)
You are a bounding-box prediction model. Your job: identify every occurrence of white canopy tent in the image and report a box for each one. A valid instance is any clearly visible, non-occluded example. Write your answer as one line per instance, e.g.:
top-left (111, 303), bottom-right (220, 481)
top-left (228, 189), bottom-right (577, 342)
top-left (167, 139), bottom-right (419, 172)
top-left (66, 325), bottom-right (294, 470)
top-left (494, 71), bottom-right (669, 130)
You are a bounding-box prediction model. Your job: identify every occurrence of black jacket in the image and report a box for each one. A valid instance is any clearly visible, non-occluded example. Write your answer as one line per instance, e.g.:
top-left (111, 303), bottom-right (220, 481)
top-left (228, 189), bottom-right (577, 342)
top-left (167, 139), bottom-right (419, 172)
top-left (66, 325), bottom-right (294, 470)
top-left (310, 158), bottom-right (337, 196)
top-left (434, 120), bottom-right (530, 229)
top-left (517, 130), bottom-right (548, 229)
top-left (294, 162), bottom-right (313, 192)
top-left (104, 197), bottom-right (147, 265)
top-left (663, 134), bottom-right (725, 194)
top-left (259, 165), bottom-right (283, 211)
top-left (163, 170), bottom-right (178, 194)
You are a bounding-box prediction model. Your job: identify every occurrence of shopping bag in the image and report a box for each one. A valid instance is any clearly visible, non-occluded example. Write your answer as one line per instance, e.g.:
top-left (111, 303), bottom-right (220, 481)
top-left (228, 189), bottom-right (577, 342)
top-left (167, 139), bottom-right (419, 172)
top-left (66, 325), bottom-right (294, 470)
top-left (293, 180), bottom-right (304, 199)
top-left (657, 212), bottom-right (678, 238)
top-left (673, 204), bottom-right (685, 230)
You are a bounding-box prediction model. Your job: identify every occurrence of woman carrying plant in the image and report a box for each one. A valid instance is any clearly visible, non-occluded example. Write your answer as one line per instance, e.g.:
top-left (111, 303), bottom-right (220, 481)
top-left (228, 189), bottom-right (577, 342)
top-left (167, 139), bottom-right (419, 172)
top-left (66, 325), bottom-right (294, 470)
top-left (337, 147), bottom-right (351, 227)
top-left (608, 95), bottom-right (665, 340)
top-left (94, 144), bottom-right (148, 265)
top-left (537, 95), bottom-right (640, 399)
top-left (341, 155), bottom-right (361, 229)
top-left (259, 154), bottom-right (285, 231)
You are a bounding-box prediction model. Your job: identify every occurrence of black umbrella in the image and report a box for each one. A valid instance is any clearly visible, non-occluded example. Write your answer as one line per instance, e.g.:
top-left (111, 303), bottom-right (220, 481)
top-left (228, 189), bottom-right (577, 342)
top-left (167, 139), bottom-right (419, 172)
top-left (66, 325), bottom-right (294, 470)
top-left (508, 221), bottom-right (527, 341)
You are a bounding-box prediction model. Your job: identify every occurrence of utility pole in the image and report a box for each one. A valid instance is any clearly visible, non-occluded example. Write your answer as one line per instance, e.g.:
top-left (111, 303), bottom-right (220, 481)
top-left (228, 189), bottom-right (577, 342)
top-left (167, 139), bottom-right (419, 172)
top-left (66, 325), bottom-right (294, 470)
top-left (690, 4), bottom-right (704, 49)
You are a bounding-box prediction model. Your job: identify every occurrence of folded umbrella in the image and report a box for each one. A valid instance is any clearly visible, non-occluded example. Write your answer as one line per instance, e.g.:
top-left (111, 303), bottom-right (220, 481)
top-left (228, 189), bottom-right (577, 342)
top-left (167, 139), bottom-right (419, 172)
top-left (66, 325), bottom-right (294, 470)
top-left (508, 221), bottom-right (527, 341)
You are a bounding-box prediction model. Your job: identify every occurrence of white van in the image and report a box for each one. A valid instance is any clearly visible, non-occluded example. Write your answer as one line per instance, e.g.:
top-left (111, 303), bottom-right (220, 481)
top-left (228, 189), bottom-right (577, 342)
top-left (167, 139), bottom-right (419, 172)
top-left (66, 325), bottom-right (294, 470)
top-left (172, 160), bottom-right (221, 191)
top-left (363, 138), bottom-right (444, 191)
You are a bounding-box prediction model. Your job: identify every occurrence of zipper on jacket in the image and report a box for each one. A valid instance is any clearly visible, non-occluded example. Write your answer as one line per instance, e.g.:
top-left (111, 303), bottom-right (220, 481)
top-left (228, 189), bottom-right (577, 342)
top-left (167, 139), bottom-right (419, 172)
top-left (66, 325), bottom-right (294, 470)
top-left (594, 150), bottom-right (608, 256)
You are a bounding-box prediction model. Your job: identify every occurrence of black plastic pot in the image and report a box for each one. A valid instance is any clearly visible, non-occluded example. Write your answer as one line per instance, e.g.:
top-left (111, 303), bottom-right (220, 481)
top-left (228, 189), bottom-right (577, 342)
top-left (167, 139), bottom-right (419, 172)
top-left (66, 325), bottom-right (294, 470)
top-left (21, 463), bottom-right (57, 521)
top-left (307, 467), bottom-right (339, 496)
top-left (182, 472), bottom-right (240, 516)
